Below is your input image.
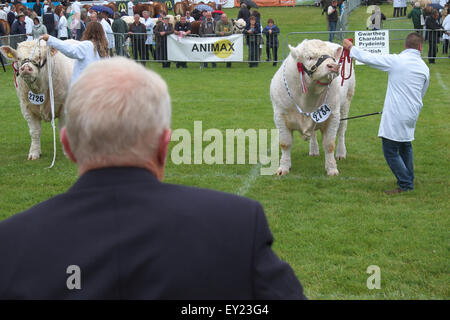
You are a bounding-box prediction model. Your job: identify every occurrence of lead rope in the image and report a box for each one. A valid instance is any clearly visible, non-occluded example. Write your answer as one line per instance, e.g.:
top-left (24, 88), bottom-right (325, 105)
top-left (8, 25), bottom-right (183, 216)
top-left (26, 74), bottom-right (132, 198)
top-left (339, 38), bottom-right (353, 87)
top-left (283, 61), bottom-right (311, 117)
top-left (45, 42), bottom-right (56, 169)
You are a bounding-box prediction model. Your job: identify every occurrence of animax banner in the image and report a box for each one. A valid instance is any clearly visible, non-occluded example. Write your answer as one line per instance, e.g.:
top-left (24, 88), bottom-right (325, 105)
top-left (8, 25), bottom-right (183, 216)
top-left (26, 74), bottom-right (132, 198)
top-left (167, 34), bottom-right (244, 62)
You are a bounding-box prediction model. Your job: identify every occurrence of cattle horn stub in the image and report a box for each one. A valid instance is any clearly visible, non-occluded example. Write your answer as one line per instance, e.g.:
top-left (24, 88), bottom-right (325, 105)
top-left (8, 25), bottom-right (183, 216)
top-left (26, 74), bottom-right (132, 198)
top-left (288, 44), bottom-right (299, 60)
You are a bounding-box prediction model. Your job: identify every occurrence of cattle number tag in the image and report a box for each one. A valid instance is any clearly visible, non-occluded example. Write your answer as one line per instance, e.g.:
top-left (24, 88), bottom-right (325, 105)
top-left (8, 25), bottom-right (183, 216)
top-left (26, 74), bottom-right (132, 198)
top-left (311, 104), bottom-right (331, 123)
top-left (28, 91), bottom-right (45, 105)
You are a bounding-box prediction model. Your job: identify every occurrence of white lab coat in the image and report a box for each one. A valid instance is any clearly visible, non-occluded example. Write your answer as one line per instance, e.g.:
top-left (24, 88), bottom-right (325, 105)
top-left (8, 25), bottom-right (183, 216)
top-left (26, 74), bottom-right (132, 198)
top-left (47, 35), bottom-right (101, 85)
top-left (25, 16), bottom-right (33, 41)
top-left (144, 17), bottom-right (154, 45)
top-left (100, 18), bottom-right (115, 49)
top-left (0, 9), bottom-right (7, 21)
top-left (57, 15), bottom-right (68, 38)
top-left (127, 1), bottom-right (134, 16)
top-left (350, 47), bottom-right (430, 142)
top-left (72, 1), bottom-right (81, 14)
top-left (442, 15), bottom-right (450, 40)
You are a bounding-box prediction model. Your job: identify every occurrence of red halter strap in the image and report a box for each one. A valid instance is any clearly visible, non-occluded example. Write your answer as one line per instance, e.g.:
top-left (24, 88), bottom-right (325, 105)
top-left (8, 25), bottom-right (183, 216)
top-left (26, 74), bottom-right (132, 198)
top-left (339, 38), bottom-right (354, 87)
top-left (314, 80), bottom-right (330, 86)
top-left (12, 61), bottom-right (19, 88)
top-left (297, 62), bottom-right (331, 92)
top-left (297, 62), bottom-right (307, 94)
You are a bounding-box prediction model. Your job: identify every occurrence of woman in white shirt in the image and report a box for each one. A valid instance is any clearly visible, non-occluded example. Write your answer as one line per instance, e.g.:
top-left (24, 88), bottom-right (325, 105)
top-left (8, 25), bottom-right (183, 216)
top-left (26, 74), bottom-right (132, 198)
top-left (57, 10), bottom-right (68, 39)
top-left (41, 22), bottom-right (109, 85)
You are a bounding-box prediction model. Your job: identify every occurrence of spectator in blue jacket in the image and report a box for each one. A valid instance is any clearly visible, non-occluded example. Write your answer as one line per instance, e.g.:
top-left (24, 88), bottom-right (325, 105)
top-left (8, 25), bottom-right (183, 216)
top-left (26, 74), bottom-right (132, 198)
top-left (10, 13), bottom-right (27, 49)
top-left (244, 15), bottom-right (261, 67)
top-left (263, 18), bottom-right (280, 66)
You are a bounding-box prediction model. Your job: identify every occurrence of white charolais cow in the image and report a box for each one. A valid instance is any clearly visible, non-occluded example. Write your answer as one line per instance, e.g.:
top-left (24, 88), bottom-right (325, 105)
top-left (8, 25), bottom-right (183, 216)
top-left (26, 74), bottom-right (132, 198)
top-left (1, 40), bottom-right (74, 160)
top-left (270, 39), bottom-right (355, 176)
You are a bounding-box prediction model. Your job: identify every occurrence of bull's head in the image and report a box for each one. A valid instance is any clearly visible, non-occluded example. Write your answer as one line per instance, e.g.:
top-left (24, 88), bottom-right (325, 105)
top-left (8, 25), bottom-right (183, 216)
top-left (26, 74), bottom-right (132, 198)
top-left (0, 40), bottom-right (56, 86)
top-left (289, 39), bottom-right (343, 85)
top-left (232, 19), bottom-right (246, 34)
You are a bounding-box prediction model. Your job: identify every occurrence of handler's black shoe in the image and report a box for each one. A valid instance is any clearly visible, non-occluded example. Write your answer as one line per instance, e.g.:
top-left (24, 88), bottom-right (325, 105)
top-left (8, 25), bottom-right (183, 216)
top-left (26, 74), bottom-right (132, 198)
top-left (385, 188), bottom-right (409, 195)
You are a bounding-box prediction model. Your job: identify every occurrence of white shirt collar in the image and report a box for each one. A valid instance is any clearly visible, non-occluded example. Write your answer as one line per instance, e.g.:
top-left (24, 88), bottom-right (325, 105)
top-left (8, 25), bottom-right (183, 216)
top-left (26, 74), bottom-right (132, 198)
top-left (401, 48), bottom-right (421, 56)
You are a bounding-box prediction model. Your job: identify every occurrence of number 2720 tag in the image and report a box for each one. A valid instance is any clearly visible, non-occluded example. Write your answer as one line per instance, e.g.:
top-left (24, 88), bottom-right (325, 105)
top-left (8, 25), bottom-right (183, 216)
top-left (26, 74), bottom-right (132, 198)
top-left (311, 104), bottom-right (331, 123)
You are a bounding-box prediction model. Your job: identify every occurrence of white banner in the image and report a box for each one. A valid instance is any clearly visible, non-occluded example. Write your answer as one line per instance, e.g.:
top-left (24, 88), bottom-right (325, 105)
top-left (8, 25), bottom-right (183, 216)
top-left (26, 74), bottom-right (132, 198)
top-left (220, 0), bottom-right (235, 8)
top-left (354, 30), bottom-right (390, 65)
top-left (167, 34), bottom-right (244, 62)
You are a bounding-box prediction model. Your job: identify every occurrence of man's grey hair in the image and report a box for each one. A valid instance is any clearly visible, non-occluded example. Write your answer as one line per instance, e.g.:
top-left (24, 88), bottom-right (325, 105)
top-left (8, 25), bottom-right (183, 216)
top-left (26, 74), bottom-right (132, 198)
top-left (65, 57), bottom-right (172, 167)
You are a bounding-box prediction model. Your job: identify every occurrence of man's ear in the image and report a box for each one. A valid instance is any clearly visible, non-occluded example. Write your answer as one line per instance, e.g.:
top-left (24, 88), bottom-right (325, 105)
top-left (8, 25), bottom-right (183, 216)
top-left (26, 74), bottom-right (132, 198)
top-left (60, 127), bottom-right (77, 163)
top-left (157, 129), bottom-right (171, 167)
top-left (0, 46), bottom-right (18, 61)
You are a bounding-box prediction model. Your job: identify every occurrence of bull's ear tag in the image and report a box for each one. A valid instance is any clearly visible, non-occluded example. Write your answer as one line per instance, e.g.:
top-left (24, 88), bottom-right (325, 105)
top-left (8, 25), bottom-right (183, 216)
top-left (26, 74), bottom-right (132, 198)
top-left (28, 91), bottom-right (46, 105)
top-left (311, 104), bottom-right (331, 123)
top-left (7, 52), bottom-right (13, 58)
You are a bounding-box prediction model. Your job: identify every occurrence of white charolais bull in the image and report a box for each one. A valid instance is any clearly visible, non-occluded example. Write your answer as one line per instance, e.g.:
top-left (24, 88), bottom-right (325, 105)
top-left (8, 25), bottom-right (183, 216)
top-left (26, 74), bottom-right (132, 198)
top-left (1, 40), bottom-right (74, 160)
top-left (270, 39), bottom-right (355, 176)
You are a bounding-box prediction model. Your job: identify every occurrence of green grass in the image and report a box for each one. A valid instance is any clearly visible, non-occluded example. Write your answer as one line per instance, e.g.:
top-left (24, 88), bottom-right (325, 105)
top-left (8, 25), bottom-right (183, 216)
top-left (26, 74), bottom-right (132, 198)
top-left (0, 5), bottom-right (449, 299)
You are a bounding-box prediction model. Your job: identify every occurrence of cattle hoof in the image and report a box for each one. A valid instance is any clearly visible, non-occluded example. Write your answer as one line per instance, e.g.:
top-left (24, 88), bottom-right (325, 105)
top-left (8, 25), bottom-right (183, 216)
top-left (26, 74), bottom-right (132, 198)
top-left (276, 167), bottom-right (289, 176)
top-left (336, 155), bottom-right (346, 160)
top-left (326, 168), bottom-right (339, 176)
top-left (309, 152), bottom-right (320, 157)
top-left (27, 152), bottom-right (41, 160)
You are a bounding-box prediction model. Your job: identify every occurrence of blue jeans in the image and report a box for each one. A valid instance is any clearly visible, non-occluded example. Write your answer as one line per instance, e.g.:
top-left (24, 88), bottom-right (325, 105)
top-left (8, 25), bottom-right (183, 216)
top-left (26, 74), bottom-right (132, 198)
top-left (328, 21), bottom-right (337, 42)
top-left (382, 138), bottom-right (414, 191)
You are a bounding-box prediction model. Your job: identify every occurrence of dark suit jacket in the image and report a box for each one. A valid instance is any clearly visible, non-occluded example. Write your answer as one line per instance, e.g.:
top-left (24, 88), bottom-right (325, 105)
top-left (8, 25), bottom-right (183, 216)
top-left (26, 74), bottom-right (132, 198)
top-left (0, 167), bottom-right (305, 299)
top-left (154, 22), bottom-right (174, 44)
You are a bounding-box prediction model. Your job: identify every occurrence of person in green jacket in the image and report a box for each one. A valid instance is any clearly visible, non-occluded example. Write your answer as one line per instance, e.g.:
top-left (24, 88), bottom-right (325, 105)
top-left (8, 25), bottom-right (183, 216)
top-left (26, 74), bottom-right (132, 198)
top-left (215, 13), bottom-right (234, 68)
top-left (112, 12), bottom-right (129, 56)
top-left (408, 2), bottom-right (423, 31)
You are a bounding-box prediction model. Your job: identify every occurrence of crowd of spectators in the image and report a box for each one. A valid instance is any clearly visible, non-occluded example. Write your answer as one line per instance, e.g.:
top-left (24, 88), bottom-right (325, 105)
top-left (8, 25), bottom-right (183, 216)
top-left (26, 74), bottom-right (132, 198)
top-left (2, 0), bottom-right (449, 67)
top-left (1, 1), bottom-right (282, 68)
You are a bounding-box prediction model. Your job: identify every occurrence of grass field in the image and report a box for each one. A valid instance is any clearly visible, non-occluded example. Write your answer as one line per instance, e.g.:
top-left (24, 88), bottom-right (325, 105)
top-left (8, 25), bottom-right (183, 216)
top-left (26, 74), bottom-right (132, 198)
top-left (0, 5), bottom-right (449, 299)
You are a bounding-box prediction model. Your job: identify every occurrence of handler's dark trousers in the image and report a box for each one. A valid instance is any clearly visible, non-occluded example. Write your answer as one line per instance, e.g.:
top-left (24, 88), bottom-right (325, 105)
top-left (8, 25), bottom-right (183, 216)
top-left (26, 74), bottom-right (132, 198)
top-left (382, 138), bottom-right (414, 191)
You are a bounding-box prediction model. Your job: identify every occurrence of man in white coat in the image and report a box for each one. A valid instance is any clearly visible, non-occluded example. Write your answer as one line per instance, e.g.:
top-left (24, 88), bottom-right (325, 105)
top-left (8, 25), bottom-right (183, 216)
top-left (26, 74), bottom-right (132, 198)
top-left (100, 11), bottom-right (115, 55)
top-left (25, 10), bottom-right (34, 41)
top-left (0, 5), bottom-right (7, 21)
top-left (127, 0), bottom-right (135, 17)
top-left (343, 33), bottom-right (430, 195)
top-left (143, 10), bottom-right (154, 61)
top-left (442, 9), bottom-right (450, 57)
top-left (72, 0), bottom-right (81, 15)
